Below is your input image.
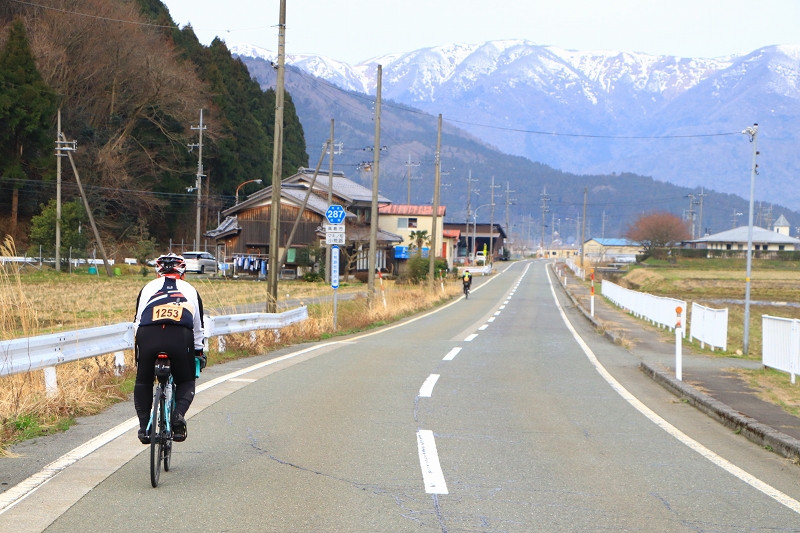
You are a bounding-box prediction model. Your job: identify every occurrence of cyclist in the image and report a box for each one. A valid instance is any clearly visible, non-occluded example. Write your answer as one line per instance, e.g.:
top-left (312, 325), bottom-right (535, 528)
top-left (133, 253), bottom-right (206, 444)
top-left (462, 270), bottom-right (472, 294)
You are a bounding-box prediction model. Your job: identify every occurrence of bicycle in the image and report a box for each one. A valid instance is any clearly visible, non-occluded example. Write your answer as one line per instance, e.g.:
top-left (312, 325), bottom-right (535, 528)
top-left (148, 352), bottom-right (176, 487)
top-left (463, 282), bottom-right (470, 299)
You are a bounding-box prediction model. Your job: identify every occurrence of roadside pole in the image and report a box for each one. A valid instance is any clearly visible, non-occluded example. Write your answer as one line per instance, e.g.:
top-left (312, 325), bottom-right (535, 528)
top-left (331, 245), bottom-right (339, 332)
top-left (590, 269), bottom-right (595, 317)
top-left (675, 306), bottom-right (683, 381)
top-left (378, 270), bottom-right (387, 310)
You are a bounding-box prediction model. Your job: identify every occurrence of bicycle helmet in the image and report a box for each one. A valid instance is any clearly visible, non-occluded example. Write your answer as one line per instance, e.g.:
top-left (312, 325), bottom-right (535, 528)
top-left (155, 253), bottom-right (186, 277)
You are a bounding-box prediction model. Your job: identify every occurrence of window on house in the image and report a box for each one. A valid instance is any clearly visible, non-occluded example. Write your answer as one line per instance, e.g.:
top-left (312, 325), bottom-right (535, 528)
top-left (779, 245), bottom-right (786, 251)
top-left (726, 244), bottom-right (732, 250)
top-left (397, 217), bottom-right (418, 229)
top-left (754, 245), bottom-right (760, 250)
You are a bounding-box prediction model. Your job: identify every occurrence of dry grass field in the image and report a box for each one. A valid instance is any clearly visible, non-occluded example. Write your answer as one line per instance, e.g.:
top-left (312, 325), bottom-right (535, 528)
top-left (0, 237), bottom-right (462, 453)
top-left (615, 259), bottom-right (800, 358)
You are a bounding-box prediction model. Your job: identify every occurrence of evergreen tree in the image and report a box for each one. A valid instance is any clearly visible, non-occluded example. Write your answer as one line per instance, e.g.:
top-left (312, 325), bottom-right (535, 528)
top-left (0, 18), bottom-right (57, 235)
top-left (29, 199), bottom-right (88, 256)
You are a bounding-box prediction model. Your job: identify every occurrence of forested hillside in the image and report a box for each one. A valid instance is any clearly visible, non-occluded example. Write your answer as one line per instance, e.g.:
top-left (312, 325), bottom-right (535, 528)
top-left (0, 0), bottom-right (308, 257)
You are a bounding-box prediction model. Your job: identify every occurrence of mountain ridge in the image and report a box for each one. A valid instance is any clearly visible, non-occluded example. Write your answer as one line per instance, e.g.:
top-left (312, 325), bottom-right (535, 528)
top-left (231, 40), bottom-right (800, 209)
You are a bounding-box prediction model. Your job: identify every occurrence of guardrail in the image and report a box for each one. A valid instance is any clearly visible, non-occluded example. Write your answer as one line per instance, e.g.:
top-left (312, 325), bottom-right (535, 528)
top-left (762, 315), bottom-right (800, 384)
top-left (0, 307), bottom-right (308, 394)
top-left (602, 280), bottom-right (686, 334)
top-left (689, 302), bottom-right (728, 351)
top-left (565, 258), bottom-right (585, 280)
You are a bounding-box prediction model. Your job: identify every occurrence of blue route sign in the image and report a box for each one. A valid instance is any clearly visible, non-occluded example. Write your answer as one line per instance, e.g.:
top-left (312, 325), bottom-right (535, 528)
top-left (325, 204), bottom-right (346, 225)
top-left (331, 245), bottom-right (340, 289)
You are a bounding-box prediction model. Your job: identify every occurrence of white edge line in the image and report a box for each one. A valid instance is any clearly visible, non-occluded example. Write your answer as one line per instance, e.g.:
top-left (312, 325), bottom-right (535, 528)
top-left (418, 374), bottom-right (440, 398)
top-left (545, 266), bottom-right (800, 515)
top-left (443, 347), bottom-right (462, 361)
top-left (417, 430), bottom-right (448, 494)
top-left (465, 333), bottom-right (478, 342)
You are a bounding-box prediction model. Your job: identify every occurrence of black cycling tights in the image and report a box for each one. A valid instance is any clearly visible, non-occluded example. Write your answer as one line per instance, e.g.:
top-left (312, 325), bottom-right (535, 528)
top-left (134, 324), bottom-right (197, 429)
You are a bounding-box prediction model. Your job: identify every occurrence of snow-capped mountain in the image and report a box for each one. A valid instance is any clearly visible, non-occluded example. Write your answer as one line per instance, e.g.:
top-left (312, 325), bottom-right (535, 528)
top-left (232, 41), bottom-right (800, 208)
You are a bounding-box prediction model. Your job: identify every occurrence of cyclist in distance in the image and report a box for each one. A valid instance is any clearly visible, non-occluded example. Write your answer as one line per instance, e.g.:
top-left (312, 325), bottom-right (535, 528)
top-left (133, 253), bottom-right (206, 444)
top-left (462, 269), bottom-right (472, 295)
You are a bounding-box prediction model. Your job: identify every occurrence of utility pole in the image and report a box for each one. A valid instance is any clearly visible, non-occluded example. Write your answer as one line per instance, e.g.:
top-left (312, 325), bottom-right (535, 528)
top-left (55, 108), bottom-right (63, 272)
top-left (732, 209), bottom-right (743, 229)
top-left (539, 187), bottom-right (549, 253)
top-left (504, 181), bottom-right (514, 260)
top-left (697, 188), bottom-right (707, 237)
top-left (551, 213), bottom-right (556, 247)
top-left (488, 177), bottom-right (499, 261)
top-left (61, 133), bottom-right (111, 277)
top-left (326, 119), bottom-right (335, 284)
top-left (368, 65), bottom-right (383, 298)
top-left (465, 170), bottom-right (478, 262)
top-left (601, 210), bottom-right (606, 239)
top-left (429, 114), bottom-right (442, 285)
top-left (189, 109), bottom-right (206, 250)
top-left (742, 123), bottom-right (759, 355)
top-left (406, 152), bottom-right (420, 204)
top-left (685, 194), bottom-right (696, 239)
top-left (267, 0), bottom-right (286, 313)
top-left (581, 186), bottom-right (587, 267)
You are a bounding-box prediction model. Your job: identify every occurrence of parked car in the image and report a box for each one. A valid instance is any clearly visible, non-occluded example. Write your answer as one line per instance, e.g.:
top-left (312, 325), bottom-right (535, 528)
top-left (182, 251), bottom-right (217, 274)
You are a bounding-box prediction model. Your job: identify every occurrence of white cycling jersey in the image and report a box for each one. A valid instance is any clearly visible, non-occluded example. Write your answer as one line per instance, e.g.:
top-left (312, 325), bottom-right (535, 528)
top-left (134, 276), bottom-right (205, 350)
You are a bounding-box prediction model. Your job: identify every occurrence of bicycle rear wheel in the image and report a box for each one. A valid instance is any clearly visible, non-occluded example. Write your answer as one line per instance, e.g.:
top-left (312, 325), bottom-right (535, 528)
top-left (163, 386), bottom-right (174, 472)
top-left (150, 386), bottom-right (164, 487)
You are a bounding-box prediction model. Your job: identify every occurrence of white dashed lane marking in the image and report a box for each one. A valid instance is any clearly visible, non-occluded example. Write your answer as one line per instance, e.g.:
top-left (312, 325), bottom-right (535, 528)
top-left (479, 325), bottom-right (488, 330)
top-left (488, 317), bottom-right (496, 322)
top-left (465, 334), bottom-right (478, 342)
top-left (418, 374), bottom-right (440, 398)
top-left (443, 347), bottom-right (462, 361)
top-left (417, 430), bottom-right (448, 494)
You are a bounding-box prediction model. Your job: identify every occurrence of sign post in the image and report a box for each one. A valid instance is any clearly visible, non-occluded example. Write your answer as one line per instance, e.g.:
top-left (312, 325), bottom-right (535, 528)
top-left (331, 244), bottom-right (340, 331)
top-left (325, 205), bottom-right (346, 333)
top-left (675, 306), bottom-right (683, 381)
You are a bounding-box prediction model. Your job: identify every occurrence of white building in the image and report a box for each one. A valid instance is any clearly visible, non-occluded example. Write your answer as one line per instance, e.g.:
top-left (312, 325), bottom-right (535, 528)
top-left (689, 225), bottom-right (800, 251)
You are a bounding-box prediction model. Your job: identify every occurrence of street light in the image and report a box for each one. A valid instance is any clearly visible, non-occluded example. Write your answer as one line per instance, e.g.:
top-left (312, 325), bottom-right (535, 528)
top-left (472, 203), bottom-right (494, 264)
top-left (236, 179), bottom-right (263, 204)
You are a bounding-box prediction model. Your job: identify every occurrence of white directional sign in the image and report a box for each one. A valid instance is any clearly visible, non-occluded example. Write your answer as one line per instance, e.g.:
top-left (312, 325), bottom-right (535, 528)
top-left (331, 245), bottom-right (340, 289)
top-left (325, 204), bottom-right (346, 224)
top-left (326, 233), bottom-right (346, 245)
top-left (324, 224), bottom-right (345, 233)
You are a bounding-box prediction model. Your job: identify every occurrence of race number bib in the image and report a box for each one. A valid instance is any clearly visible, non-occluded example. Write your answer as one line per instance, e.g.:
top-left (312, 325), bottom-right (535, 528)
top-left (152, 303), bottom-right (184, 321)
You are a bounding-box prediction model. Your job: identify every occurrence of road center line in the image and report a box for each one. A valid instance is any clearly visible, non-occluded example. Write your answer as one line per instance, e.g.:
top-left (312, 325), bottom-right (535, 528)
top-left (488, 317), bottom-right (496, 322)
top-left (443, 347), bottom-right (462, 361)
top-left (419, 374), bottom-right (441, 398)
top-left (545, 266), bottom-right (800, 516)
top-left (479, 325), bottom-right (488, 330)
top-left (494, 311), bottom-right (501, 316)
top-left (417, 430), bottom-right (448, 494)
top-left (465, 333), bottom-right (478, 341)
top-left (499, 305), bottom-right (506, 309)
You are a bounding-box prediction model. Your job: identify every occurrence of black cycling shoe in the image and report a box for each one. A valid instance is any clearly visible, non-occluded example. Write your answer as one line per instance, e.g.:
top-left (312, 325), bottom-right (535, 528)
top-left (172, 414), bottom-right (187, 442)
top-left (138, 428), bottom-right (150, 445)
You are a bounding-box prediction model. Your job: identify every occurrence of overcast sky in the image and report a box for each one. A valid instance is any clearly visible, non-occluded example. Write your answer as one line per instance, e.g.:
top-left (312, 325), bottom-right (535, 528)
top-left (160, 0), bottom-right (800, 64)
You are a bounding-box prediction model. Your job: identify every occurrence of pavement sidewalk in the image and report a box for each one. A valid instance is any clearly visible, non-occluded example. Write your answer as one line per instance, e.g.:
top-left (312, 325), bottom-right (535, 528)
top-left (554, 264), bottom-right (800, 460)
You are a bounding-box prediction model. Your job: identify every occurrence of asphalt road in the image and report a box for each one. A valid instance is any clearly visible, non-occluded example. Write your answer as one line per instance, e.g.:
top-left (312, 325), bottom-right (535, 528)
top-left (4, 260), bottom-right (800, 532)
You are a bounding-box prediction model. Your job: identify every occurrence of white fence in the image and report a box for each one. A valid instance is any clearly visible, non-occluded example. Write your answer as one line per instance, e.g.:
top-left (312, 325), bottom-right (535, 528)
top-left (0, 307), bottom-right (309, 392)
top-left (689, 302), bottom-right (728, 351)
top-left (762, 315), bottom-right (800, 384)
top-left (565, 258), bottom-right (586, 280)
top-left (602, 280), bottom-right (686, 334)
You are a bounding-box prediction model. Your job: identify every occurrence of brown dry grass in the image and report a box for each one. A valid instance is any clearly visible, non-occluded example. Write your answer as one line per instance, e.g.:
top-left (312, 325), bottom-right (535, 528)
top-left (0, 238), bottom-right (462, 453)
top-left (728, 366), bottom-right (800, 419)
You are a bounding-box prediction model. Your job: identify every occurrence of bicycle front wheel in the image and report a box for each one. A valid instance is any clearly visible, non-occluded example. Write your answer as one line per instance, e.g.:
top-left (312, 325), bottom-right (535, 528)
top-left (150, 386), bottom-right (163, 487)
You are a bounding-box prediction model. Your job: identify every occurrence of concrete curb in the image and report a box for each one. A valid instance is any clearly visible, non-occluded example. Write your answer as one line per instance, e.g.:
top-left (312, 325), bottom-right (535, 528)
top-left (549, 263), bottom-right (800, 462)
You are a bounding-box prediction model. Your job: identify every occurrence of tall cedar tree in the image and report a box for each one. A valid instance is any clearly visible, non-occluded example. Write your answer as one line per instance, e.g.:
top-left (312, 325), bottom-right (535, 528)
top-left (0, 18), bottom-right (57, 236)
top-left (137, 0), bottom-right (308, 197)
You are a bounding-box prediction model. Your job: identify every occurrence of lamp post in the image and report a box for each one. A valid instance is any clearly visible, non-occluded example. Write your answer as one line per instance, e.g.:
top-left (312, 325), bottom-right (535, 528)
top-left (236, 179), bottom-right (263, 204)
top-left (472, 203), bottom-right (494, 264)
